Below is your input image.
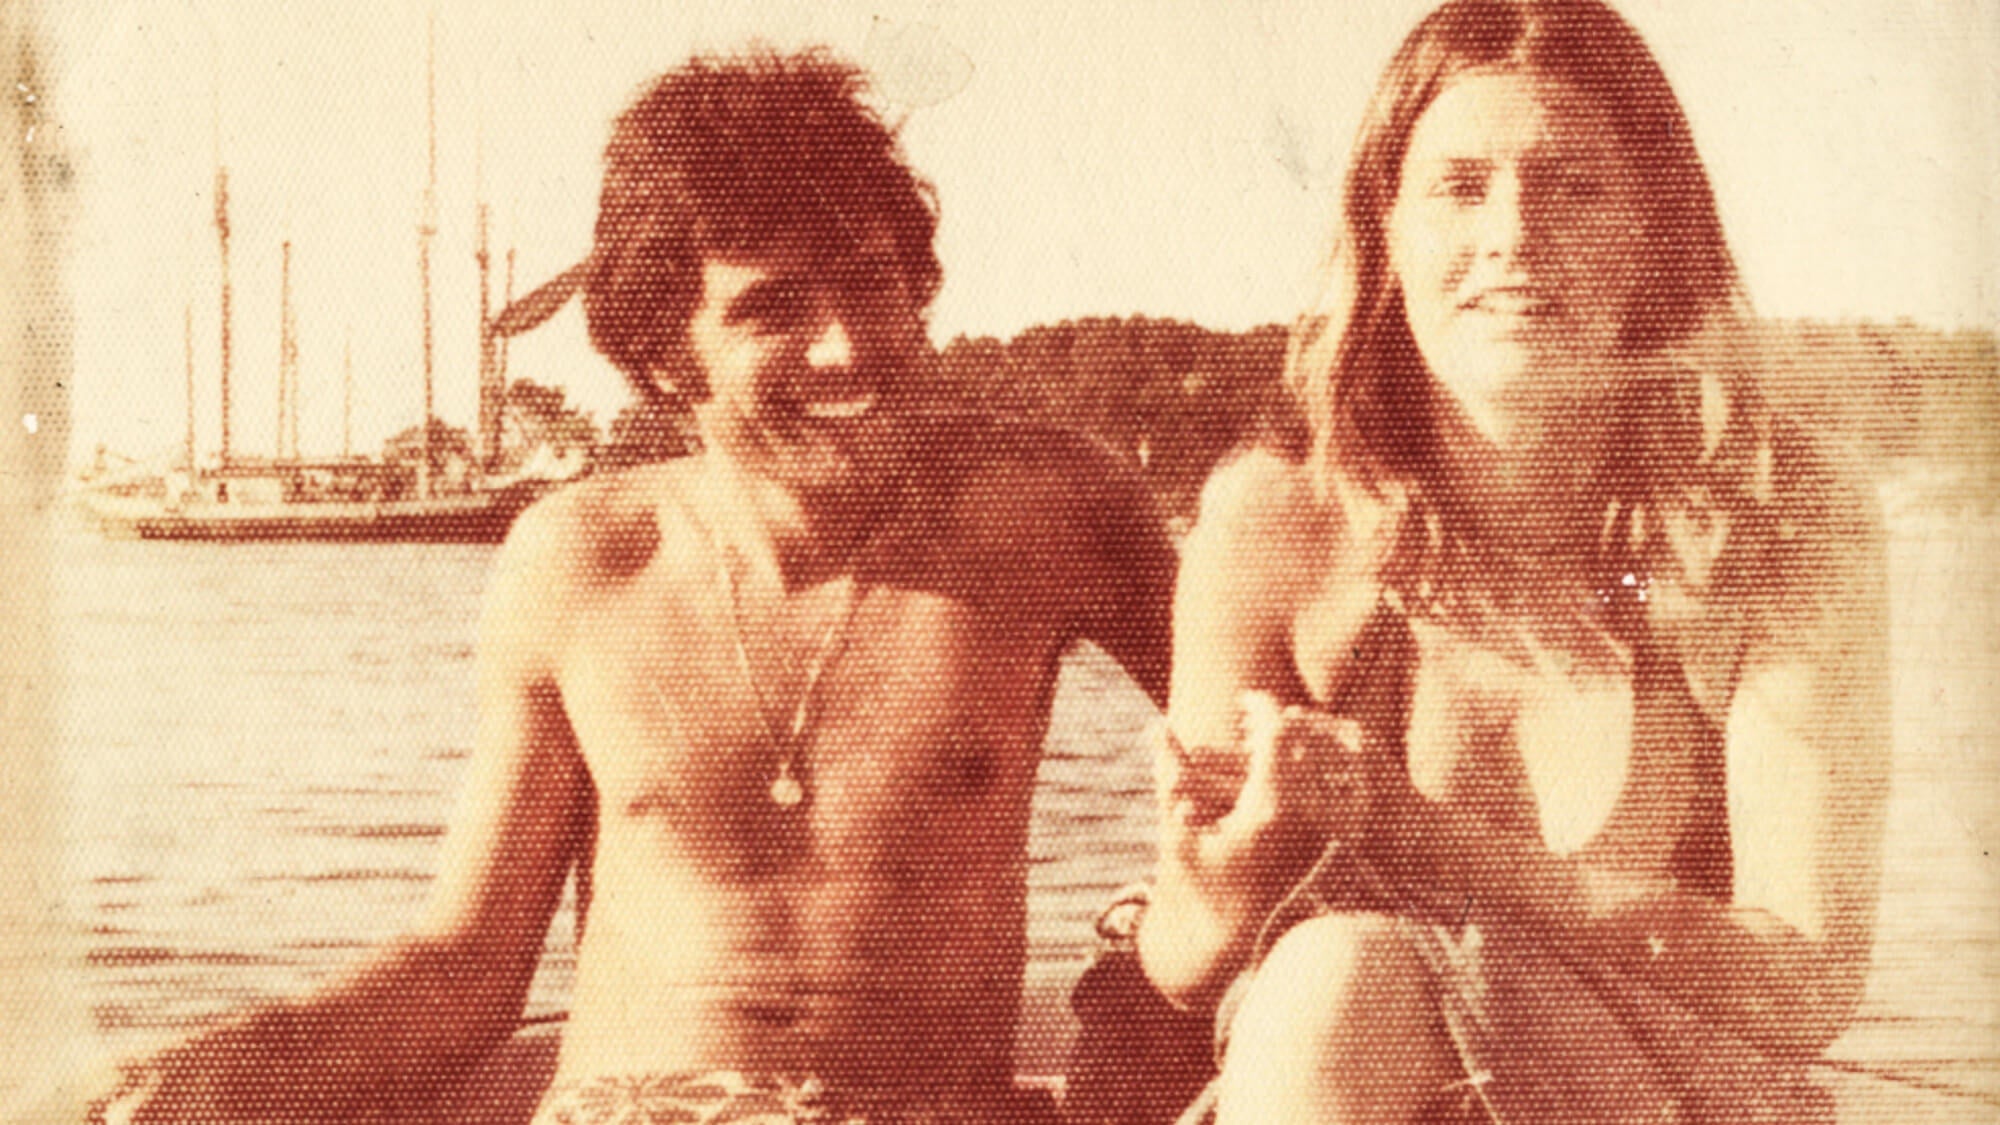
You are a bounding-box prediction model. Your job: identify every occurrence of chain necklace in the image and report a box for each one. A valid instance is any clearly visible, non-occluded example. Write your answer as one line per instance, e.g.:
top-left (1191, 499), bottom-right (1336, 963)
top-left (708, 538), bottom-right (864, 808)
top-left (681, 469), bottom-right (914, 807)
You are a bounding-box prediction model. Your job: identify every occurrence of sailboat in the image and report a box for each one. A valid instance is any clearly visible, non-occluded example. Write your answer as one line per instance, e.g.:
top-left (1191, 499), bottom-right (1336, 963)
top-left (77, 246), bottom-right (573, 542)
top-left (78, 27), bottom-right (573, 544)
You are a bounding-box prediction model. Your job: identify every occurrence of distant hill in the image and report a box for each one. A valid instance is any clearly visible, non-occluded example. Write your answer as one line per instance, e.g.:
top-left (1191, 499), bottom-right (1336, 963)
top-left (589, 315), bottom-right (1999, 520)
top-left (940, 315), bottom-right (1998, 518)
top-left (935, 316), bottom-right (1292, 517)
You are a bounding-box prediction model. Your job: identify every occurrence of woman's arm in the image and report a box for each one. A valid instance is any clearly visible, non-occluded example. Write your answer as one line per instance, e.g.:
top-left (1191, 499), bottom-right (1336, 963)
top-left (1373, 474), bottom-right (1891, 1060)
top-left (1623, 476), bottom-right (1890, 1056)
top-left (1136, 452), bottom-right (1377, 1009)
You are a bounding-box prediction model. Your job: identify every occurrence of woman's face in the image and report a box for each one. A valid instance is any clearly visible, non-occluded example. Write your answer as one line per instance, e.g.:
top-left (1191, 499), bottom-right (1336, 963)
top-left (1387, 69), bottom-right (1648, 454)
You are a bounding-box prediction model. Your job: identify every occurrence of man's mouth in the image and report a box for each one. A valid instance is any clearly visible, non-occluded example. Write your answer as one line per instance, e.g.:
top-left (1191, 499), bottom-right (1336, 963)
top-left (797, 390), bottom-right (880, 421)
top-left (776, 374), bottom-right (888, 423)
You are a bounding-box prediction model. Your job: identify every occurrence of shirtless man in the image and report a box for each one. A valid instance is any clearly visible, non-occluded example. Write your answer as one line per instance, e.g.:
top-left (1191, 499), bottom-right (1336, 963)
top-left (80, 49), bottom-right (1172, 1124)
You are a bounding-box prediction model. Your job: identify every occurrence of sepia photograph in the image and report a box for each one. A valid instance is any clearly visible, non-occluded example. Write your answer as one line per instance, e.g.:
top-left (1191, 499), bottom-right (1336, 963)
top-left (2, 0), bottom-right (1995, 1121)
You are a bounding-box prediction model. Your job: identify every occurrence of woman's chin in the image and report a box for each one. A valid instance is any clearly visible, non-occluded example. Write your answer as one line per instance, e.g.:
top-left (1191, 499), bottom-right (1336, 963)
top-left (1436, 357), bottom-right (1625, 442)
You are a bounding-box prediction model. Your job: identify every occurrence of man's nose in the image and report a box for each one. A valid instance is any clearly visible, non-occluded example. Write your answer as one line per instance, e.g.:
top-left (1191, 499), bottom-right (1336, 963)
top-left (806, 312), bottom-right (855, 370)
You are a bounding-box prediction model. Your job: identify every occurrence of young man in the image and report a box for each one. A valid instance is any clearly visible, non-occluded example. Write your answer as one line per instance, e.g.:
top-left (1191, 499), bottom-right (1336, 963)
top-left (80, 49), bottom-right (1173, 1124)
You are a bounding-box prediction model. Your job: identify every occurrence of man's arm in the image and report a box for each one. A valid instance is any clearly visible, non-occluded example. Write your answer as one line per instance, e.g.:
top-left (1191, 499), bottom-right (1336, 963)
top-left (93, 499), bottom-right (593, 1123)
top-left (1067, 436), bottom-right (1177, 710)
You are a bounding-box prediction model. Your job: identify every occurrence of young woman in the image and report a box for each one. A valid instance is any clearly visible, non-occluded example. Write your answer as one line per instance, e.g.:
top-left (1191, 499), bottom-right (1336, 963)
top-left (1129, 1), bottom-right (1889, 1121)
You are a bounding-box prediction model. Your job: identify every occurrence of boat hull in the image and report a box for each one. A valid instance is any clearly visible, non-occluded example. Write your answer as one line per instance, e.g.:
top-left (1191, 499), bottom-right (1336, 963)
top-left (78, 481), bottom-right (554, 544)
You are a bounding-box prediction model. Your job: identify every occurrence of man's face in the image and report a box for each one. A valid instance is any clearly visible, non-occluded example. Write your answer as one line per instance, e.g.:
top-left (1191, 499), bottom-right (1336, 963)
top-left (678, 236), bottom-right (929, 501)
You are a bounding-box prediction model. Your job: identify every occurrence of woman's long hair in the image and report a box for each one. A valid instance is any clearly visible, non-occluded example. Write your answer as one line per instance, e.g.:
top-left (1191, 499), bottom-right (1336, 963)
top-left (1289, 0), bottom-right (1777, 652)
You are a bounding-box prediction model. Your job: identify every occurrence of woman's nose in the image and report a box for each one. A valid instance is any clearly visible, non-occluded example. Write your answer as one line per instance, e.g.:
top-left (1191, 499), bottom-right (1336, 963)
top-left (1475, 173), bottom-right (1527, 261)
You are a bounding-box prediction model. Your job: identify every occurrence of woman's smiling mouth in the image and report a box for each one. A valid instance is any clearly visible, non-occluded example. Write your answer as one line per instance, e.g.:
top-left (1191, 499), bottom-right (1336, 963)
top-left (1460, 285), bottom-right (1562, 317)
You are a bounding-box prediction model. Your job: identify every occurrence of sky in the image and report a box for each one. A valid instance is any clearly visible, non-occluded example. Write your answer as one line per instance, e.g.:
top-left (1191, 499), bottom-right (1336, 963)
top-left (41, 0), bottom-right (2000, 467)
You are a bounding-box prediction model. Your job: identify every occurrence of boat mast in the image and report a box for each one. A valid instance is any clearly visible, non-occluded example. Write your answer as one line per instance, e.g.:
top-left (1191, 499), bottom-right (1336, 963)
top-left (500, 247), bottom-right (515, 387)
top-left (343, 328), bottom-right (354, 459)
top-left (416, 11), bottom-right (438, 498)
top-left (288, 253), bottom-right (300, 456)
top-left (476, 193), bottom-right (499, 475)
top-left (184, 303), bottom-right (197, 481)
top-left (277, 240), bottom-right (297, 460)
top-left (210, 70), bottom-right (233, 468)
top-left (215, 168), bottom-right (233, 465)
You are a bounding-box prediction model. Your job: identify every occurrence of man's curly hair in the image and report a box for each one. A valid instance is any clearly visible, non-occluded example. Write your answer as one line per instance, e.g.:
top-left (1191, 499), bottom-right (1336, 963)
top-left (583, 47), bottom-right (943, 403)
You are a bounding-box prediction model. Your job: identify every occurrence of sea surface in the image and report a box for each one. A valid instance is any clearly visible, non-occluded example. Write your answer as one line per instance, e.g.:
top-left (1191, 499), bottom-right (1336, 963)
top-left (46, 478), bottom-right (2000, 1097)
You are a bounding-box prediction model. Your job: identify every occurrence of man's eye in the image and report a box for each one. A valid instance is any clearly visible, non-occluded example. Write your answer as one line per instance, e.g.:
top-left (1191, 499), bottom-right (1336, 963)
top-left (730, 291), bottom-right (811, 331)
top-left (1557, 170), bottom-right (1606, 201)
top-left (760, 302), bottom-right (812, 330)
top-left (839, 265), bottom-right (901, 308)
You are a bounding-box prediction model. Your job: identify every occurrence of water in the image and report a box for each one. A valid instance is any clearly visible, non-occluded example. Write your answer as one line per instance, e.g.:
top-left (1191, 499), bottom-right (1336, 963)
top-left (50, 533), bottom-right (1160, 1050)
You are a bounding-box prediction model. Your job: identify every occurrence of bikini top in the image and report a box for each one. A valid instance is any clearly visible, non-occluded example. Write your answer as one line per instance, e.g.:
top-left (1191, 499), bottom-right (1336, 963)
top-left (1326, 598), bottom-right (1733, 903)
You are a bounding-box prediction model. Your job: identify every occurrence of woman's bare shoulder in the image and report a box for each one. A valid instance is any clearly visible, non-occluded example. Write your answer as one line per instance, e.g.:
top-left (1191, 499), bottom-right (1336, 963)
top-left (1774, 422), bottom-right (1884, 548)
top-left (1173, 450), bottom-right (1364, 669)
top-left (1188, 448), bottom-right (1338, 563)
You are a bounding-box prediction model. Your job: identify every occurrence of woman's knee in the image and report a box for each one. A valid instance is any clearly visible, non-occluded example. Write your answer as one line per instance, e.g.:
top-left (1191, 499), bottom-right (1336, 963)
top-left (1218, 913), bottom-right (1456, 1124)
top-left (1244, 913), bottom-right (1430, 1034)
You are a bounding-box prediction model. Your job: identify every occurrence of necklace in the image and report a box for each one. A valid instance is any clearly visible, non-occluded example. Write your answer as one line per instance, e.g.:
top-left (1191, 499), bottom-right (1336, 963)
top-left (677, 464), bottom-right (913, 806)
top-left (707, 540), bottom-right (864, 808)
top-left (1400, 489), bottom-right (1656, 653)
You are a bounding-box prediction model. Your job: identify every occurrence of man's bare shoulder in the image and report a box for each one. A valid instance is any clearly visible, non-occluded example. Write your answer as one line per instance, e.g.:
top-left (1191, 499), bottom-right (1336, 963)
top-left (941, 411), bottom-right (1114, 477)
top-left (493, 461), bottom-right (687, 596)
top-left (941, 412), bottom-right (1149, 523)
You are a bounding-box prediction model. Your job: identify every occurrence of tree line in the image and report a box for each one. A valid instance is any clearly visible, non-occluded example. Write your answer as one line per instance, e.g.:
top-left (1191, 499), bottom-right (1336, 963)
top-left (431, 315), bottom-right (1995, 520)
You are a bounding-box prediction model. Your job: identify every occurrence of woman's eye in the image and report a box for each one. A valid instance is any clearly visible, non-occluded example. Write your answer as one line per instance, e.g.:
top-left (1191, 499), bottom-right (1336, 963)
top-left (1431, 173), bottom-right (1486, 204)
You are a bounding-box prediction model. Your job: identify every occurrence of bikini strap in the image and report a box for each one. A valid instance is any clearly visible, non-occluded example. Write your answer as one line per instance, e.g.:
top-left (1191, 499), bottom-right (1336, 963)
top-left (1324, 593), bottom-right (1418, 764)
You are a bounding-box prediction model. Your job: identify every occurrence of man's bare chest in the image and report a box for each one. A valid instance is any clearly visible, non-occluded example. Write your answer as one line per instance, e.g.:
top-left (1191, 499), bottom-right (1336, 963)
top-left (556, 577), bottom-right (1068, 844)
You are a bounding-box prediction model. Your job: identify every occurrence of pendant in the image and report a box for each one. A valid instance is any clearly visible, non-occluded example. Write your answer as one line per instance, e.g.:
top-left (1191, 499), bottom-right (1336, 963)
top-left (770, 765), bottom-right (805, 807)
